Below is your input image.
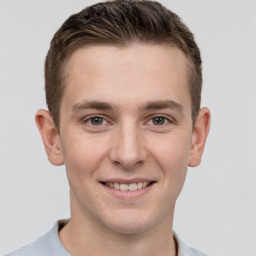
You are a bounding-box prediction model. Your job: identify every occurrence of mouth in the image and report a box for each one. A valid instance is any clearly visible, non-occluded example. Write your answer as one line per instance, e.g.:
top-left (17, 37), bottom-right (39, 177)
top-left (100, 181), bottom-right (156, 191)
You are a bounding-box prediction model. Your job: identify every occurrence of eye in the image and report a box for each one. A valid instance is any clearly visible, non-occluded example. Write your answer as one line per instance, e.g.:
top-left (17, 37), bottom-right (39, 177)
top-left (148, 116), bottom-right (170, 126)
top-left (152, 116), bottom-right (167, 125)
top-left (87, 116), bottom-right (107, 126)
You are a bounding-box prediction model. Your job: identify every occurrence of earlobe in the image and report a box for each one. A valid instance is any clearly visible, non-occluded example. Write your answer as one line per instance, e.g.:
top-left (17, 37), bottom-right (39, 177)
top-left (188, 107), bottom-right (211, 167)
top-left (35, 109), bottom-right (64, 166)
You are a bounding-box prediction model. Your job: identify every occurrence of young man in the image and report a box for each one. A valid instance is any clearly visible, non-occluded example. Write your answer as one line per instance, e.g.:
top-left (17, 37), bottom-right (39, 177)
top-left (7, 1), bottom-right (210, 255)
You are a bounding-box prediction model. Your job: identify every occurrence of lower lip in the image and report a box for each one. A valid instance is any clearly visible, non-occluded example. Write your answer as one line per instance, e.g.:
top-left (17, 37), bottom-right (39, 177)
top-left (101, 183), bottom-right (155, 200)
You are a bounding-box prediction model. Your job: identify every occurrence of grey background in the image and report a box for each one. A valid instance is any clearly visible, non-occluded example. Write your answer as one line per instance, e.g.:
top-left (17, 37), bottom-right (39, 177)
top-left (1, 1), bottom-right (255, 255)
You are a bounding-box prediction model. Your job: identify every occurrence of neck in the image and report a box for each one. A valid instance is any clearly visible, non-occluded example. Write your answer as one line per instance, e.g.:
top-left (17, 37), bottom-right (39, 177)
top-left (59, 193), bottom-right (177, 256)
top-left (60, 219), bottom-right (176, 256)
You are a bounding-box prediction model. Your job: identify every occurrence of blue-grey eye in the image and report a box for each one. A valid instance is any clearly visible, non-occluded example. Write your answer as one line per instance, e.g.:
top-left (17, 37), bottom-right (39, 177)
top-left (152, 116), bottom-right (166, 125)
top-left (90, 117), bottom-right (104, 126)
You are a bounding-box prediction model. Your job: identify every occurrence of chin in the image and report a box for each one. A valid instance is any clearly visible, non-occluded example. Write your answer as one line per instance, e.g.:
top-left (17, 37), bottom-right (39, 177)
top-left (103, 210), bottom-right (156, 234)
top-left (107, 221), bottom-right (150, 234)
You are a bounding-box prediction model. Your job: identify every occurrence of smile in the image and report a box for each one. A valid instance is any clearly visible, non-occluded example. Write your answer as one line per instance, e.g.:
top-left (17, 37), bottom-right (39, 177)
top-left (101, 181), bottom-right (155, 191)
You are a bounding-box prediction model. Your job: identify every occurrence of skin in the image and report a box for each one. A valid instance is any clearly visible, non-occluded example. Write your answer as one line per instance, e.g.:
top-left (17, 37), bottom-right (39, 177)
top-left (36, 44), bottom-right (210, 256)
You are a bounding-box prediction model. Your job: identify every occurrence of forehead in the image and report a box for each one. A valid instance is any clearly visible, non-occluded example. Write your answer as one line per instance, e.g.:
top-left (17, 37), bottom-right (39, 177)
top-left (62, 44), bottom-right (190, 113)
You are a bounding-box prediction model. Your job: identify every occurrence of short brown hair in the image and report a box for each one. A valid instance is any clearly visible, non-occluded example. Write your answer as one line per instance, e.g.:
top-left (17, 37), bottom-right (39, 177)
top-left (45, 0), bottom-right (202, 129)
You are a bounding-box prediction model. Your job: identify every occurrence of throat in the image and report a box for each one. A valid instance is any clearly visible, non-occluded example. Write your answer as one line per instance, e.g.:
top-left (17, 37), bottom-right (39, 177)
top-left (58, 217), bottom-right (176, 256)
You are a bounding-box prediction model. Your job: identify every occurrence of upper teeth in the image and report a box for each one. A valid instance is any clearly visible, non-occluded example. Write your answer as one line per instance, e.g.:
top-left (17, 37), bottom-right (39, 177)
top-left (106, 182), bottom-right (150, 191)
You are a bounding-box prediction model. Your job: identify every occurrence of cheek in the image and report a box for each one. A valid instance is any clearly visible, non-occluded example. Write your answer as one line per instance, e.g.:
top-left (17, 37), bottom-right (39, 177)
top-left (150, 133), bottom-right (191, 181)
top-left (153, 131), bottom-right (191, 158)
top-left (60, 133), bottom-right (109, 178)
top-left (61, 135), bottom-right (108, 204)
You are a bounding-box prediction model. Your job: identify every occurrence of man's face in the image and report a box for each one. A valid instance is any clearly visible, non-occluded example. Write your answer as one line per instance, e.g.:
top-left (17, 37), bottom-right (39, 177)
top-left (58, 44), bottom-right (195, 233)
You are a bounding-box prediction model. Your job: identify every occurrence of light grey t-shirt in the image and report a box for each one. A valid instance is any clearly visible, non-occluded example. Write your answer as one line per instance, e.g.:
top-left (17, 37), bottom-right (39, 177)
top-left (6, 220), bottom-right (208, 256)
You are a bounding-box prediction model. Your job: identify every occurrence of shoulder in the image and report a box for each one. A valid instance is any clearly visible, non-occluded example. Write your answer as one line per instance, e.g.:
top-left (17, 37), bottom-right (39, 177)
top-left (174, 232), bottom-right (209, 256)
top-left (5, 220), bottom-right (70, 256)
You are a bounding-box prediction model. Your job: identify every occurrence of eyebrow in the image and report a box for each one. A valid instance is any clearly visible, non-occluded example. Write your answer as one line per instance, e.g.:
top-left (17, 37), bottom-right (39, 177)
top-left (72, 101), bottom-right (114, 112)
top-left (139, 100), bottom-right (184, 112)
top-left (71, 100), bottom-right (184, 113)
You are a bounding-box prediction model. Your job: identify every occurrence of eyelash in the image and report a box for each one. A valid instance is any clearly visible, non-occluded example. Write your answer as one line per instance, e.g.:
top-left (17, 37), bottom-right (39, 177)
top-left (83, 115), bottom-right (173, 127)
top-left (147, 116), bottom-right (172, 126)
top-left (83, 116), bottom-right (109, 127)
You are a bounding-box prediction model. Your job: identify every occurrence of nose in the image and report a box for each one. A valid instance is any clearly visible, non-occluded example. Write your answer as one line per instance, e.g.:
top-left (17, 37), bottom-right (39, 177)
top-left (109, 123), bottom-right (147, 170)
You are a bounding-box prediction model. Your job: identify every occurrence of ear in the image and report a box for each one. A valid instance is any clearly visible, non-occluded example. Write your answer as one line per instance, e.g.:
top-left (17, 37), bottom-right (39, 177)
top-left (35, 109), bottom-right (64, 166)
top-left (188, 107), bottom-right (211, 167)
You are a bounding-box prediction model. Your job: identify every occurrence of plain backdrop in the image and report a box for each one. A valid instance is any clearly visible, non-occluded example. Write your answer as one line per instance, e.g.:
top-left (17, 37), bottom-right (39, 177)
top-left (1, 1), bottom-right (255, 255)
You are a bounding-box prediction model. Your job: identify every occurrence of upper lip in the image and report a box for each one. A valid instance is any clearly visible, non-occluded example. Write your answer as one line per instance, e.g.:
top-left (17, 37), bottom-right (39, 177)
top-left (100, 178), bottom-right (156, 184)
